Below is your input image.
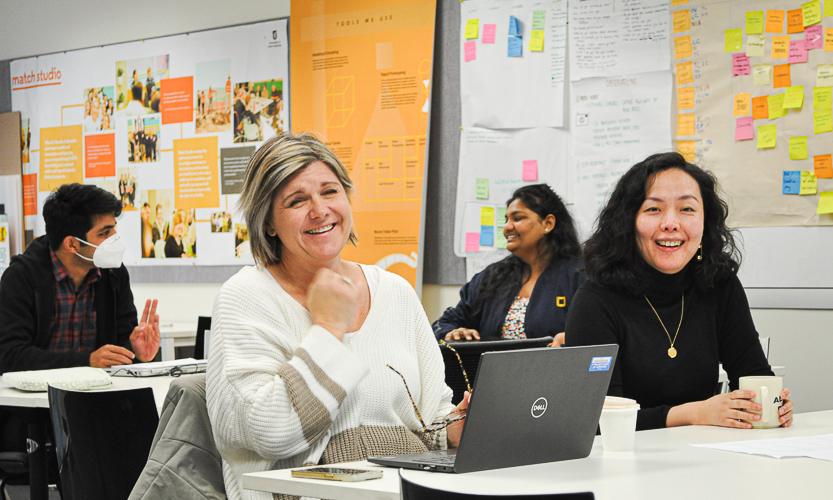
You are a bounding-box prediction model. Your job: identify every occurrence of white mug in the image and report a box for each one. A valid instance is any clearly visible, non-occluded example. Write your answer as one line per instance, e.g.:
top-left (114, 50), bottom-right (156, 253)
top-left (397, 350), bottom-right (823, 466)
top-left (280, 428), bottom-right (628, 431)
top-left (739, 376), bottom-right (783, 429)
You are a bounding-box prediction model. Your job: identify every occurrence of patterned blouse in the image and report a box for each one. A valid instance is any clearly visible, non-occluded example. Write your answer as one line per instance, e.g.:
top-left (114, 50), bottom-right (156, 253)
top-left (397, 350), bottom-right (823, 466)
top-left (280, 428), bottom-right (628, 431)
top-left (501, 296), bottom-right (529, 339)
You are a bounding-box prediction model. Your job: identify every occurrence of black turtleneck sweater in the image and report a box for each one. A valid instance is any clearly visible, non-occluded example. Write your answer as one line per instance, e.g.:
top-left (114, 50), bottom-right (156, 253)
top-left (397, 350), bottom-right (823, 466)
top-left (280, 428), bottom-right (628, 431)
top-left (565, 263), bottom-right (772, 430)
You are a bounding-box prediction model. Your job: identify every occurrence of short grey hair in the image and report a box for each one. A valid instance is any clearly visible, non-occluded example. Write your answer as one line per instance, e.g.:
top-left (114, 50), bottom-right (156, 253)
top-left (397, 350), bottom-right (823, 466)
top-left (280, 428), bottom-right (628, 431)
top-left (238, 132), bottom-right (358, 267)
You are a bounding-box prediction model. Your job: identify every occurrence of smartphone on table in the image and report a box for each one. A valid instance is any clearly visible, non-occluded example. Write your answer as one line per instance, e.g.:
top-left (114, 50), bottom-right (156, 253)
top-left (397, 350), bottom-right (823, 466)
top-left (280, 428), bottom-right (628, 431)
top-left (291, 467), bottom-right (383, 482)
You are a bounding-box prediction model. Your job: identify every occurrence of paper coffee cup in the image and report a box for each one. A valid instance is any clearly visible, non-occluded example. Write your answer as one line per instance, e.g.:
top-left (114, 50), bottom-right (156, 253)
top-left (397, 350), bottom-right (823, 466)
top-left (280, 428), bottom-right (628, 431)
top-left (599, 396), bottom-right (640, 451)
top-left (739, 376), bottom-right (783, 429)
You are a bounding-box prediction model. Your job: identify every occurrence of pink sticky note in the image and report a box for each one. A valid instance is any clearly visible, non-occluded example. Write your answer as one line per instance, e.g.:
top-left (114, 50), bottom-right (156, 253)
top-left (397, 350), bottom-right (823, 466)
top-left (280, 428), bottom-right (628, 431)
top-left (464, 40), bottom-right (477, 62)
top-left (735, 116), bottom-right (754, 141)
top-left (483, 24), bottom-right (497, 44)
top-left (789, 40), bottom-right (808, 63)
top-left (732, 53), bottom-right (751, 76)
top-left (805, 25), bottom-right (823, 50)
top-left (465, 232), bottom-right (480, 252)
top-left (522, 160), bottom-right (539, 181)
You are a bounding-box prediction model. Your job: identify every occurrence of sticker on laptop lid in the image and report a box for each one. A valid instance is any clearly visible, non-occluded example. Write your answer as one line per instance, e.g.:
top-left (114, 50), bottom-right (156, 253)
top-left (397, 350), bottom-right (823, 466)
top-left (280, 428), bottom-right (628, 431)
top-left (589, 356), bottom-right (613, 372)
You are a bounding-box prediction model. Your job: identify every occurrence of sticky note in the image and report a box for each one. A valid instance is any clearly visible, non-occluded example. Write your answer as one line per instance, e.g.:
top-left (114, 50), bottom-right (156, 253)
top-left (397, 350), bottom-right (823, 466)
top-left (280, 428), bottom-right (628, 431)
top-left (814, 87), bottom-right (832, 109)
top-left (532, 10), bottom-right (546, 31)
top-left (481, 206), bottom-right (495, 226)
top-left (790, 136), bottom-right (808, 159)
top-left (800, 171), bottom-right (818, 195)
top-left (752, 96), bottom-right (769, 119)
top-left (464, 41), bottom-right (477, 62)
top-left (773, 64), bottom-right (791, 88)
top-left (817, 64), bottom-right (833, 86)
top-left (768, 94), bottom-right (787, 119)
top-left (673, 10), bottom-right (691, 33)
top-left (746, 11), bottom-right (764, 34)
top-left (735, 117), bottom-right (755, 141)
top-left (465, 232), bottom-right (480, 252)
top-left (465, 19), bottom-right (479, 39)
top-left (678, 140), bottom-right (696, 162)
top-left (758, 124), bottom-right (777, 148)
top-left (787, 9), bottom-right (804, 33)
top-left (480, 226), bottom-right (494, 246)
top-left (508, 15), bottom-right (520, 36)
top-left (725, 29), bottom-right (743, 52)
top-left (476, 178), bottom-right (489, 199)
top-left (529, 30), bottom-right (545, 52)
top-left (753, 64), bottom-right (772, 86)
top-left (783, 171), bottom-right (800, 194)
top-left (675, 35), bottom-right (692, 59)
top-left (678, 86), bottom-right (695, 109)
top-left (789, 40), bottom-right (808, 63)
top-left (783, 86), bottom-right (805, 109)
top-left (677, 61), bottom-right (694, 85)
top-left (732, 54), bottom-right (751, 76)
top-left (508, 36), bottom-right (523, 57)
top-left (677, 114), bottom-right (695, 136)
top-left (814, 154), bottom-right (833, 177)
top-left (522, 160), bottom-right (538, 181)
top-left (765, 10), bottom-right (785, 33)
top-left (802, 0), bottom-right (822, 26)
top-left (672, 0), bottom-right (689, 4)
top-left (772, 36), bottom-right (790, 58)
top-left (817, 192), bottom-right (833, 213)
top-left (805, 25), bottom-right (824, 49)
top-left (747, 35), bottom-right (766, 57)
top-left (827, 0), bottom-right (833, 17)
top-left (482, 24), bottom-right (497, 44)
top-left (734, 93), bottom-right (751, 116)
top-left (495, 229), bottom-right (507, 249)
top-left (497, 206), bottom-right (507, 225)
top-left (814, 109), bottom-right (833, 133)
top-left (826, 29), bottom-right (833, 51)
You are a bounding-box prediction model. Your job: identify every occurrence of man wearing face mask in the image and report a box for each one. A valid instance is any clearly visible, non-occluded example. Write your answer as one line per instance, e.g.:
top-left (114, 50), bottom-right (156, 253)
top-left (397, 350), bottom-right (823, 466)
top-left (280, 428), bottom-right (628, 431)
top-left (0, 183), bottom-right (161, 374)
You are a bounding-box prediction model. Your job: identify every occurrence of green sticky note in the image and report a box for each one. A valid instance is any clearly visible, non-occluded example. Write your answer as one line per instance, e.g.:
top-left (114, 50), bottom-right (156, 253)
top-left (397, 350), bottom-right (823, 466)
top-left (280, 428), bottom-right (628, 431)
top-left (803, 0), bottom-right (822, 26)
top-left (497, 206), bottom-right (507, 225)
top-left (724, 29), bottom-right (743, 52)
top-left (814, 109), bottom-right (833, 133)
top-left (746, 11), bottom-right (764, 34)
top-left (475, 178), bottom-right (489, 199)
top-left (465, 19), bottom-right (479, 39)
top-left (813, 87), bottom-right (832, 110)
top-left (818, 191), bottom-right (833, 213)
top-left (800, 171), bottom-right (818, 194)
top-left (480, 206), bottom-right (495, 226)
top-left (495, 230), bottom-right (508, 248)
top-left (529, 30), bottom-right (545, 51)
top-left (757, 124), bottom-right (777, 148)
top-left (790, 136), bottom-right (808, 159)
top-left (783, 86), bottom-right (805, 109)
top-left (768, 94), bottom-right (787, 119)
top-left (532, 10), bottom-right (546, 31)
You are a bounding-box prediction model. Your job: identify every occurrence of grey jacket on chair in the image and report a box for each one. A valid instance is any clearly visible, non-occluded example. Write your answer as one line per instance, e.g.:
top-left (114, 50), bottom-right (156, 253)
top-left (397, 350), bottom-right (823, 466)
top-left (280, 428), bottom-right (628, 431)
top-left (129, 374), bottom-right (226, 500)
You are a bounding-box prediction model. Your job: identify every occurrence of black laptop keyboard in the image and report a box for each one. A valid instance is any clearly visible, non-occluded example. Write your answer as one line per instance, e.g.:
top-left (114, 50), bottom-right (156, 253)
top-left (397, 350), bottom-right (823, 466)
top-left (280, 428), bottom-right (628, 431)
top-left (413, 456), bottom-right (457, 465)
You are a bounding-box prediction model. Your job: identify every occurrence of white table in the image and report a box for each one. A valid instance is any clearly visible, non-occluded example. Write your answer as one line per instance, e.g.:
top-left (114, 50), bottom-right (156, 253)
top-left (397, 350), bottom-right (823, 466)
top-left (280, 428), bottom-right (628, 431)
top-left (243, 410), bottom-right (833, 500)
top-left (159, 322), bottom-right (198, 361)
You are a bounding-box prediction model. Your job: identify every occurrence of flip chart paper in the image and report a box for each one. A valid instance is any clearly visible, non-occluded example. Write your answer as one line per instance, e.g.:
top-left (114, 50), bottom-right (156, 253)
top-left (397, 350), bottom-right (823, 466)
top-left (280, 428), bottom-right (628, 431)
top-left (522, 160), bottom-right (538, 181)
top-left (814, 154), bottom-right (833, 178)
top-left (790, 136), bottom-right (808, 159)
top-left (800, 171), bottom-right (818, 194)
top-left (758, 124), bottom-right (777, 148)
top-left (747, 35), bottom-right (766, 57)
top-left (746, 11), bottom-right (764, 34)
top-left (783, 171), bottom-right (800, 193)
top-left (476, 178), bottom-right (489, 199)
top-left (735, 117), bottom-right (754, 141)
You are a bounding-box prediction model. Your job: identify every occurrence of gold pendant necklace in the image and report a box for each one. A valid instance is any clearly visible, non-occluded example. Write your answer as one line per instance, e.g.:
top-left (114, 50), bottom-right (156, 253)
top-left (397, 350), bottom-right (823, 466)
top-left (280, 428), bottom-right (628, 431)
top-left (644, 294), bottom-right (684, 358)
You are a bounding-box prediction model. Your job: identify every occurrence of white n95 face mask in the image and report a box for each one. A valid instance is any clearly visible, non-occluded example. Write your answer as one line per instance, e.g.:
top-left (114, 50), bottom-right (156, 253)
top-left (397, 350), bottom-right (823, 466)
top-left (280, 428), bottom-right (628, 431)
top-left (75, 234), bottom-right (126, 269)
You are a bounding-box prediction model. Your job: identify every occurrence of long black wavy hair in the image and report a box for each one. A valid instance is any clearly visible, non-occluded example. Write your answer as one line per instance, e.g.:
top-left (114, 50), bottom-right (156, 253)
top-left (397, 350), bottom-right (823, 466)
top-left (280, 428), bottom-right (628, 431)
top-left (473, 184), bottom-right (581, 315)
top-left (583, 152), bottom-right (740, 295)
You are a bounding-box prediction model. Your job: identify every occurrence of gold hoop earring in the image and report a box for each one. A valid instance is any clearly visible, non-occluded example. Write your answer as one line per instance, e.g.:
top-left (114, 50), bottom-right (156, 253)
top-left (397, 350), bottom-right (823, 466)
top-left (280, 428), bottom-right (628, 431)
top-left (697, 244), bottom-right (703, 261)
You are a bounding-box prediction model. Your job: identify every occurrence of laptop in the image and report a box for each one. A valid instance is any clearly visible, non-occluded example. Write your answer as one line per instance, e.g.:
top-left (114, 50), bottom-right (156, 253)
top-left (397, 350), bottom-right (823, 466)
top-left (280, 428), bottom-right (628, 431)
top-left (369, 344), bottom-right (618, 473)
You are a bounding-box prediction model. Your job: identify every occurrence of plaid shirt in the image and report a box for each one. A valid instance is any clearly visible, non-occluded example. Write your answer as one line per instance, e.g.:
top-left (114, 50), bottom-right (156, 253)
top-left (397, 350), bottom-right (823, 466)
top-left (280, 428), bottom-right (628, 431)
top-left (48, 249), bottom-right (101, 353)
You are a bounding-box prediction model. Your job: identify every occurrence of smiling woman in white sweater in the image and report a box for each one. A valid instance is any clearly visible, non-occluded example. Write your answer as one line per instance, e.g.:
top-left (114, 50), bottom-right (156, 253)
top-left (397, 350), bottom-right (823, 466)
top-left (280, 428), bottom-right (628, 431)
top-left (206, 133), bottom-right (464, 500)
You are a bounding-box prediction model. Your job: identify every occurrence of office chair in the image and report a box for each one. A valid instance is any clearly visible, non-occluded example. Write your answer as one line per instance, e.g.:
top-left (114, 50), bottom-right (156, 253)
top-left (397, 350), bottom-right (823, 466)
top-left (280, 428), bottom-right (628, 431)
top-left (48, 386), bottom-right (159, 500)
top-left (0, 451), bottom-right (28, 499)
top-left (194, 316), bottom-right (212, 359)
top-left (400, 470), bottom-right (594, 500)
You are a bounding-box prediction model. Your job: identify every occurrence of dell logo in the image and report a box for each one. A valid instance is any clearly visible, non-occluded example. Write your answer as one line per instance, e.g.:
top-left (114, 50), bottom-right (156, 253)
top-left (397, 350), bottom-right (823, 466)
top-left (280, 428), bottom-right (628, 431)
top-left (531, 397), bottom-right (548, 418)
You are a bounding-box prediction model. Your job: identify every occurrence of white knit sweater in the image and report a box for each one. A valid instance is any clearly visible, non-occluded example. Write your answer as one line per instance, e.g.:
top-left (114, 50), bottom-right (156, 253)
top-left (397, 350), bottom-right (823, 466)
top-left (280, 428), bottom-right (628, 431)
top-left (206, 266), bottom-right (454, 500)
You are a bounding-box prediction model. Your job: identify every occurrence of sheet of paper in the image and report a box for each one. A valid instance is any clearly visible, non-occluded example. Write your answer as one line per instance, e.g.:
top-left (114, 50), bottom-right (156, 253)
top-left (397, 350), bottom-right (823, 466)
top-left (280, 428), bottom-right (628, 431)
top-left (818, 192), bottom-right (833, 213)
top-left (790, 136), bottom-right (808, 159)
top-left (747, 35), bottom-right (766, 57)
top-left (813, 87), bottom-right (832, 109)
top-left (736, 117), bottom-right (754, 141)
top-left (569, 0), bottom-right (670, 82)
top-left (800, 171), bottom-right (818, 194)
top-left (746, 11), bottom-right (764, 34)
top-left (758, 124), bottom-right (777, 148)
top-left (815, 154), bottom-right (833, 178)
top-left (814, 109), bottom-right (833, 133)
top-left (733, 54), bottom-right (751, 76)
top-left (783, 86), bottom-right (805, 109)
top-left (692, 434), bottom-right (833, 462)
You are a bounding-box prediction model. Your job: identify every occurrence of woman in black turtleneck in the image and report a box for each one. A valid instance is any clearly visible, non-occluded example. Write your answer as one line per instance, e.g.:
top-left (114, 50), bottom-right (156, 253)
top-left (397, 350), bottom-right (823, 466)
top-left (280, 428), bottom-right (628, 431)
top-left (566, 152), bottom-right (794, 431)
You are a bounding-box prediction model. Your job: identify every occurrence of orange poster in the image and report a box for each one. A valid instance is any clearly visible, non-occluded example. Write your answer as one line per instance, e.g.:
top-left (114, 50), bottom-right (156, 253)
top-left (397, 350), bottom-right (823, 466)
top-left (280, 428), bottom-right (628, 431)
top-left (22, 174), bottom-right (38, 216)
top-left (160, 76), bottom-right (194, 124)
top-left (290, 0), bottom-right (436, 288)
top-left (84, 133), bottom-right (116, 178)
top-left (173, 136), bottom-right (219, 210)
top-left (39, 125), bottom-right (83, 191)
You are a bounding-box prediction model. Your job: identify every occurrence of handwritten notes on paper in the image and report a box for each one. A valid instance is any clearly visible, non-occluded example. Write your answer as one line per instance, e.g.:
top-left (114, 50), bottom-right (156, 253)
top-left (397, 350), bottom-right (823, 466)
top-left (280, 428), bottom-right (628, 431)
top-left (790, 136), bottom-right (808, 159)
top-left (736, 117), bottom-right (754, 141)
top-left (465, 19), bottom-right (479, 39)
top-left (783, 171), bottom-right (800, 193)
top-left (815, 154), bottom-right (833, 178)
top-left (476, 178), bottom-right (489, 199)
top-left (758, 124), bottom-right (777, 148)
top-left (801, 171), bottom-right (818, 195)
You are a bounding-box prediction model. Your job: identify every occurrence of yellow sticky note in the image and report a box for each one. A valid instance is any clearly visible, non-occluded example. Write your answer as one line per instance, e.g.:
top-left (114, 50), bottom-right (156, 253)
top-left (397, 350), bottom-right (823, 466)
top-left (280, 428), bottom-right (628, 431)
top-left (677, 114), bottom-right (695, 136)
top-left (747, 35), bottom-right (766, 57)
top-left (814, 109), bottom-right (833, 133)
top-left (827, 0), bottom-right (833, 17)
top-left (746, 11), bottom-right (764, 34)
top-left (672, 0), bottom-right (689, 4)
top-left (480, 206), bottom-right (495, 226)
top-left (818, 64), bottom-right (833, 86)
top-left (465, 19), bottom-right (479, 39)
top-left (817, 192), bottom-right (833, 214)
top-left (677, 61), bottom-right (694, 85)
top-left (678, 140), bottom-right (696, 162)
top-left (768, 94), bottom-right (787, 119)
top-left (757, 124), bottom-right (777, 148)
top-left (673, 10), bottom-right (691, 33)
top-left (800, 171), bottom-right (818, 194)
top-left (826, 28), bottom-right (833, 51)
top-left (529, 30), bottom-right (545, 51)
top-left (725, 29), bottom-right (743, 52)
top-left (678, 87), bottom-right (695, 109)
top-left (790, 136), bottom-right (808, 159)
top-left (675, 36), bottom-right (692, 59)
top-left (753, 64), bottom-right (772, 86)
top-left (772, 36), bottom-right (790, 58)
top-left (733, 93), bottom-right (751, 116)
top-left (803, 0), bottom-right (822, 26)
top-left (783, 86), bottom-right (805, 109)
top-left (814, 87), bottom-right (832, 109)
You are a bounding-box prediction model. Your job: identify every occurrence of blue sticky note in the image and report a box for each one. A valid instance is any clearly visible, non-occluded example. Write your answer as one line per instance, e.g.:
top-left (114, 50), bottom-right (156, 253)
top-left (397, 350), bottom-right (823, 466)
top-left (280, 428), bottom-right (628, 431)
top-left (508, 36), bottom-right (523, 57)
top-left (589, 356), bottom-right (613, 372)
top-left (480, 225), bottom-right (494, 246)
top-left (783, 171), bottom-right (800, 194)
top-left (508, 15), bottom-right (520, 36)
